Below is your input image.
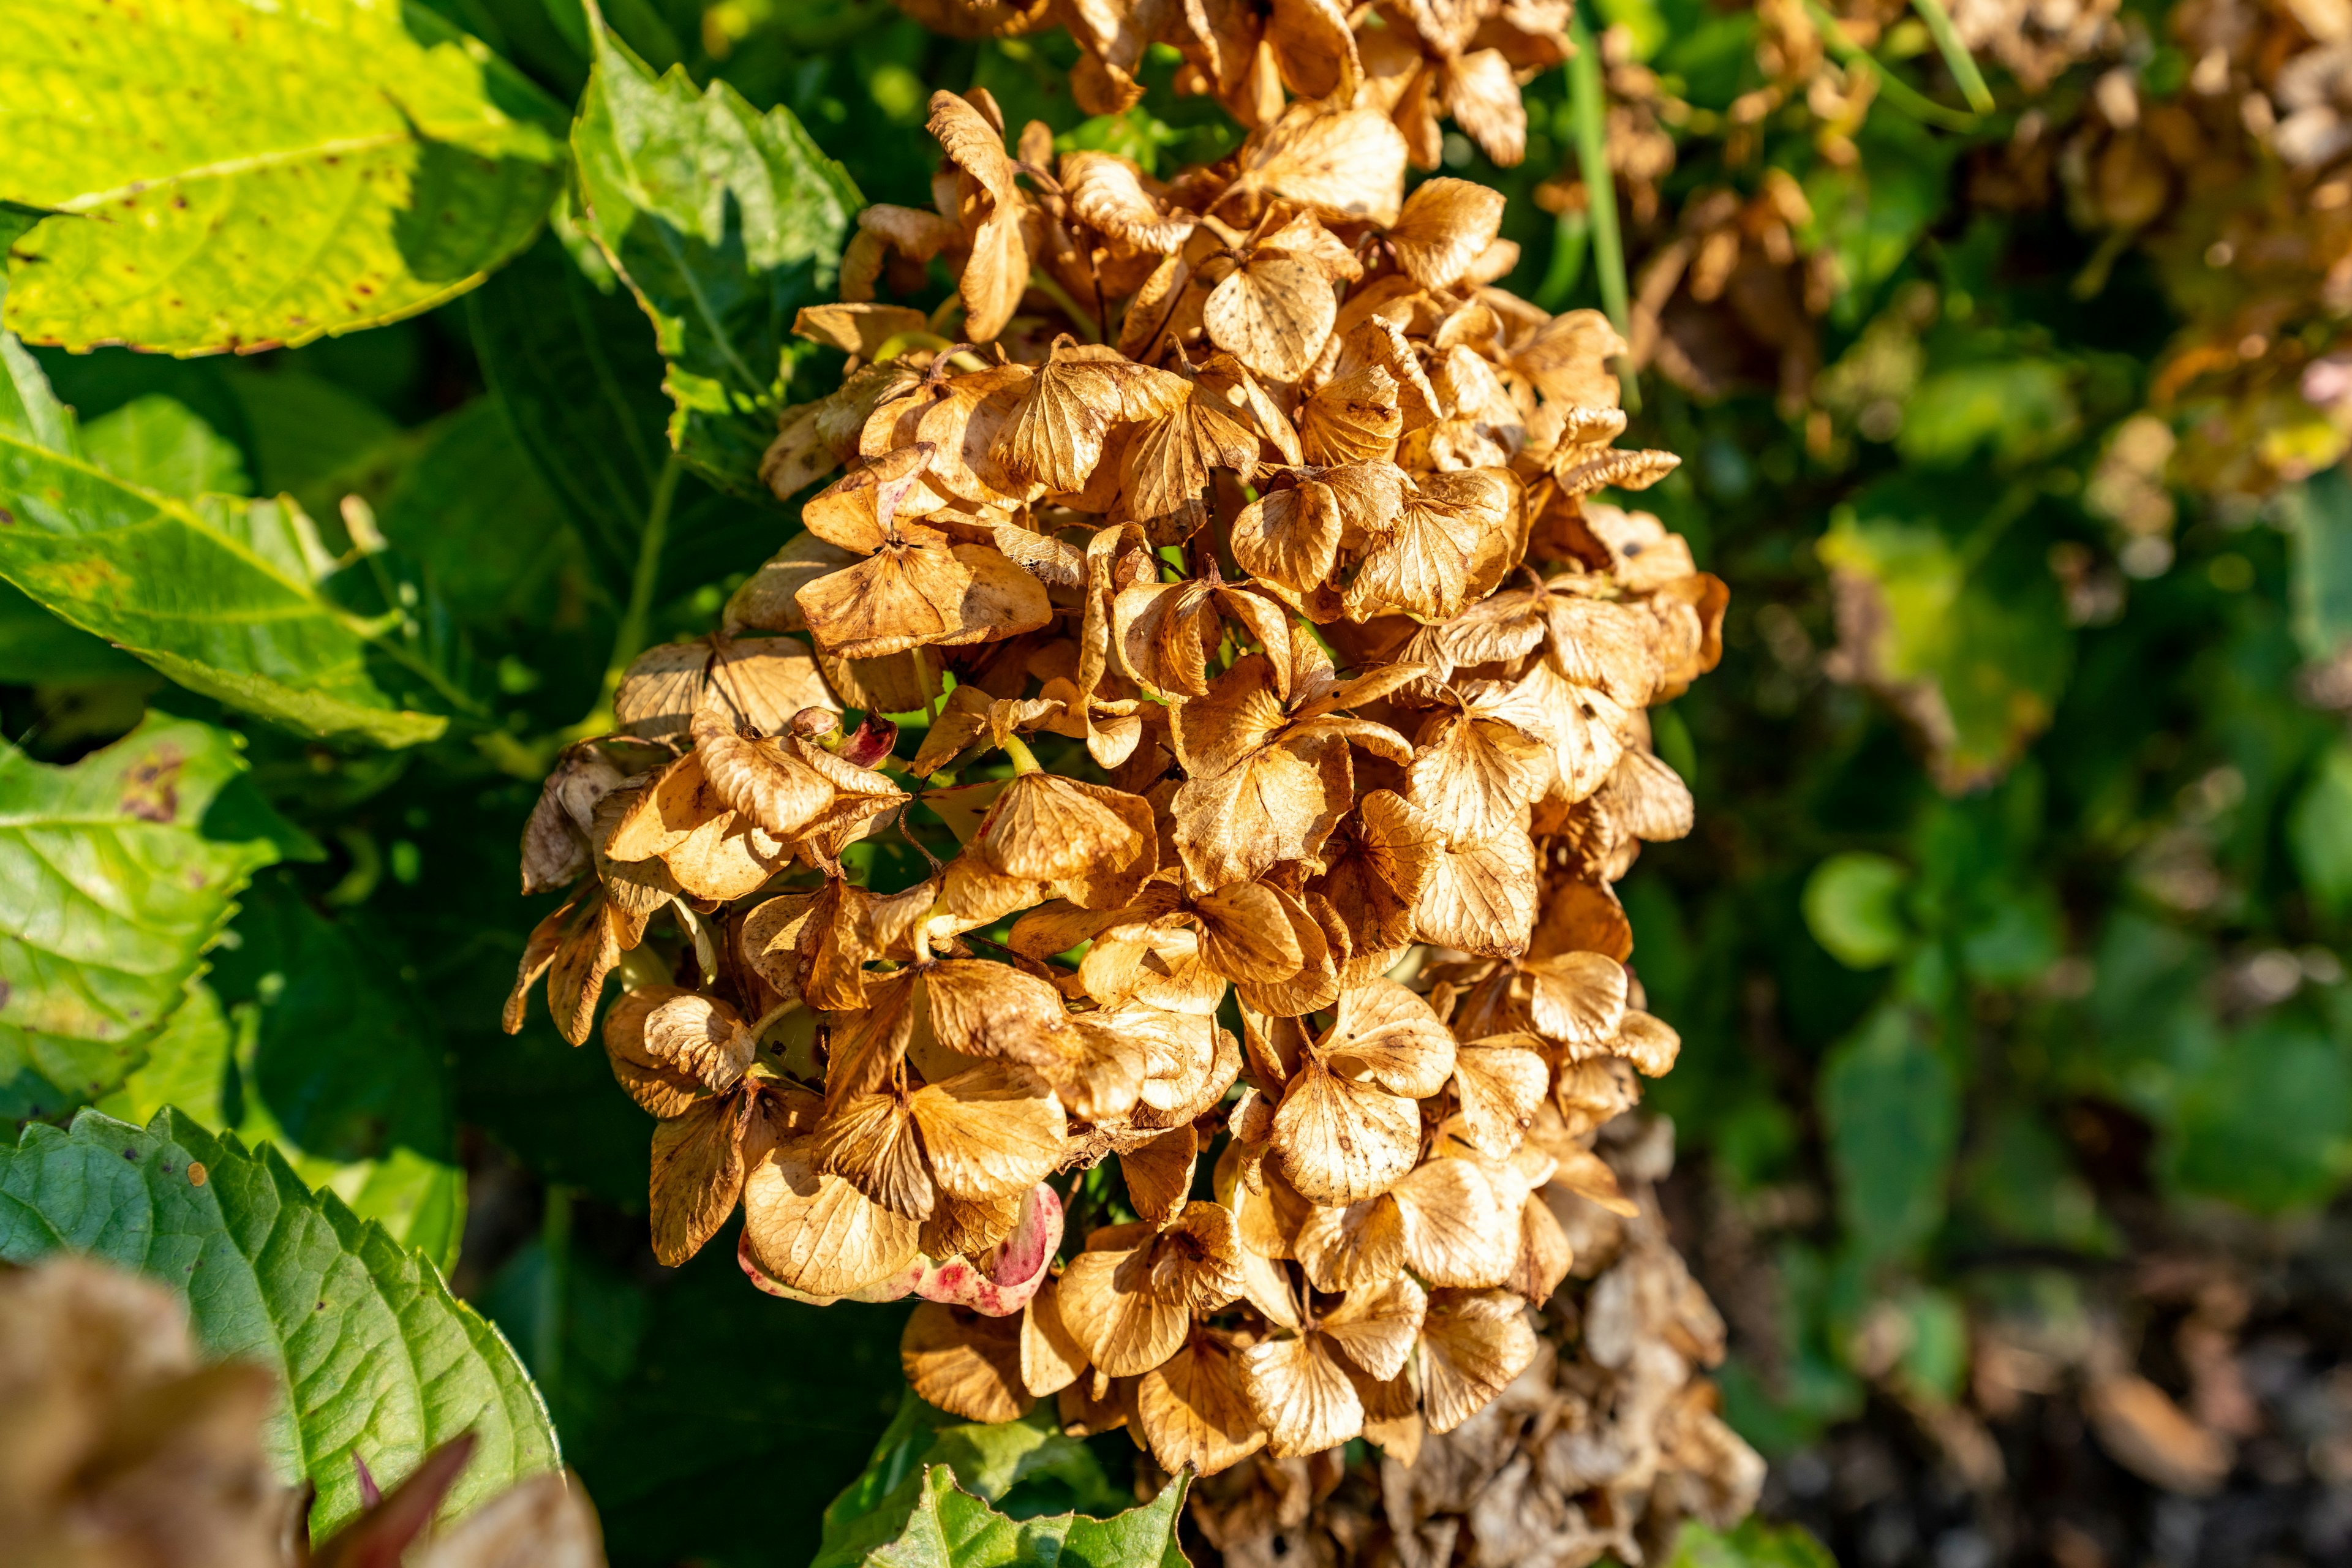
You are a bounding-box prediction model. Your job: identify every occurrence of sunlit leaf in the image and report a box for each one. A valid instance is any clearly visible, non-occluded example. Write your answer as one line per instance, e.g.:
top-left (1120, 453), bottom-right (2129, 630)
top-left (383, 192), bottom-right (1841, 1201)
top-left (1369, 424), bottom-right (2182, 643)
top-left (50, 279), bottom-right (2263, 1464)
top-left (0, 1106), bottom-right (559, 1537)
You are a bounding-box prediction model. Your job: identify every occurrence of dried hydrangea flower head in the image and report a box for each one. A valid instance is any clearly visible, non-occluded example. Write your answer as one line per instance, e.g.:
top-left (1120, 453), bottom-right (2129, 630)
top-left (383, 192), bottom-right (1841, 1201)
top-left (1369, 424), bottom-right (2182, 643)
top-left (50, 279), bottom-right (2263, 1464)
top-left (886, 0), bottom-right (1573, 166)
top-left (507, 22), bottom-right (1731, 1484)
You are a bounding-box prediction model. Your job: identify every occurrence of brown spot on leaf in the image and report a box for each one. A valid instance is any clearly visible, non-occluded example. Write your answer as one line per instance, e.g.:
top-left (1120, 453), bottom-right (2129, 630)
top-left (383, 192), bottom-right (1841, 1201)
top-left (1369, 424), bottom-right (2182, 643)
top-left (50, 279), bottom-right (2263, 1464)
top-left (120, 745), bottom-right (183, 823)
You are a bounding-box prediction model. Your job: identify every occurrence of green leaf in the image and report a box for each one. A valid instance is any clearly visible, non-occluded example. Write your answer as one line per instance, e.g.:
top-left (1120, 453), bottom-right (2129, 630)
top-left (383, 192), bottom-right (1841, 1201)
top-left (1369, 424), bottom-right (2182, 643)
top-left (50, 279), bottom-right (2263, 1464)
top-left (570, 4), bottom-right (862, 496)
top-left (2290, 467), bottom-right (2352, 665)
top-left (227, 371), bottom-right (418, 520)
top-left (2290, 741), bottom-right (2352, 919)
top-left (1896, 361), bottom-right (2080, 469)
top-left (1817, 503), bottom-right (2071, 791)
top-left (376, 397), bottom-right (586, 626)
top-left (467, 234), bottom-right (782, 616)
top-left (522, 1222), bottom-right (911, 1565)
top-left (0, 718), bottom-right (289, 1119)
top-left (0, 428), bottom-right (475, 745)
top-left (0, 1106), bottom-right (557, 1536)
top-left (1668, 1515), bottom-right (1839, 1568)
top-left (862, 1463), bottom-right (1189, 1568)
top-left (815, 1401), bottom-right (1126, 1568)
top-left (467, 236), bottom-right (676, 595)
top-left (208, 875), bottom-right (454, 1169)
top-left (2166, 1015), bottom-right (2352, 1213)
top-left (1820, 1003), bottom-right (1959, 1263)
top-left (80, 393), bottom-right (250, 499)
top-left (1, 0), bottom-right (567, 355)
top-left (0, 576), bottom-right (144, 682)
top-left (1801, 851), bottom-right (1913, 969)
top-left (97, 977), bottom-right (466, 1272)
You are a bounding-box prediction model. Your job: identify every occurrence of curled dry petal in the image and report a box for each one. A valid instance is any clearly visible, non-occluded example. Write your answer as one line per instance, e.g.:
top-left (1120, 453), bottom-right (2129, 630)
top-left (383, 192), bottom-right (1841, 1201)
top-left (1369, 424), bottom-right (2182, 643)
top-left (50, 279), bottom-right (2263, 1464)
top-left (1139, 1333), bottom-right (1267, 1477)
top-left (1063, 151), bottom-right (1196, 253)
top-left (1419, 1288), bottom-right (1539, 1433)
top-left (650, 1093), bottom-right (748, 1267)
top-left (1228, 103), bottom-right (1409, 225)
top-left (642, 992), bottom-right (758, 1093)
top-left (903, 1300), bottom-right (1033, 1423)
top-left (992, 339), bottom-right (1191, 494)
top-left (1238, 1331), bottom-right (1364, 1457)
top-left (1321, 1273), bottom-right (1427, 1381)
top-left (1441, 49), bottom-right (1526, 167)
top-left (1388, 177), bottom-right (1507, 291)
top-left (1021, 1273), bottom-right (1090, 1396)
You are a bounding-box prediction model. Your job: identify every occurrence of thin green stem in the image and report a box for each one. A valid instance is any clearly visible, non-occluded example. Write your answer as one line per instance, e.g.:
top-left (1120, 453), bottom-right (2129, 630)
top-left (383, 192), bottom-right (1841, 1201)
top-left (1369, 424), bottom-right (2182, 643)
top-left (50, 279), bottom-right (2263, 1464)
top-left (533, 1185), bottom-right (573, 1400)
top-left (1567, 6), bottom-right (1638, 410)
top-left (1909, 0), bottom-right (1996, 114)
top-left (1027, 268), bottom-right (1102, 344)
top-left (584, 453), bottom-right (684, 730)
top-left (1804, 0), bottom-right (1979, 131)
top-left (1000, 733), bottom-right (1043, 775)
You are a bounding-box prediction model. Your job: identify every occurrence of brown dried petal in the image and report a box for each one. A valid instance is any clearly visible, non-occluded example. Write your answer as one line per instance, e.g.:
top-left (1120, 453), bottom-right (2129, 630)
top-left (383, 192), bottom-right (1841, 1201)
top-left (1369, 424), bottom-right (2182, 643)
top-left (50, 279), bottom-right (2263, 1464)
top-left (1389, 177), bottom-right (1506, 291)
top-left (1138, 1333), bottom-right (1267, 1477)
top-left (1204, 255), bottom-right (1338, 383)
top-left (650, 1094), bottom-right (747, 1267)
top-left (1415, 828), bottom-right (1539, 957)
top-left (1238, 1332), bottom-right (1364, 1457)
top-left (1270, 1055), bottom-right (1420, 1205)
top-left (1294, 1194), bottom-right (1406, 1292)
top-left (903, 1302), bottom-right (1033, 1423)
top-left (1419, 1288), bottom-right (1539, 1434)
top-left (1321, 1272), bottom-right (1427, 1381)
top-left (908, 1063), bottom-right (1066, 1203)
top-left (1229, 103), bottom-right (1409, 225)
top-left (1063, 150), bottom-right (1196, 253)
top-left (992, 339), bottom-right (1191, 493)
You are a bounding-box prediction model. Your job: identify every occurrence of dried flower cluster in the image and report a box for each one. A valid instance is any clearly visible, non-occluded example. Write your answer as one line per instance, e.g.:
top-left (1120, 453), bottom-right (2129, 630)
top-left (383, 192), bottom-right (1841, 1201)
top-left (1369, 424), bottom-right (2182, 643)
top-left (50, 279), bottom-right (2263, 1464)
top-left (899, 0), bottom-right (1571, 168)
top-left (1180, 1118), bottom-right (1765, 1568)
top-left (507, 43), bottom-right (1727, 1479)
top-left (0, 1257), bottom-right (603, 1568)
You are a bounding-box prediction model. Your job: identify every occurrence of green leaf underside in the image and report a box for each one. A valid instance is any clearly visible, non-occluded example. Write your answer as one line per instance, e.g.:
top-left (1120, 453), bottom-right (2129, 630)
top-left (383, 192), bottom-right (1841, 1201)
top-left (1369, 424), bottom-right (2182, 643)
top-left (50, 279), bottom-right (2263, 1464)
top-left (0, 1106), bottom-right (556, 1536)
top-left (0, 0), bottom-right (567, 354)
top-left (865, 1464), bottom-right (1190, 1568)
top-left (0, 424), bottom-right (459, 745)
top-left (571, 8), bottom-right (861, 496)
top-left (0, 718), bottom-right (284, 1117)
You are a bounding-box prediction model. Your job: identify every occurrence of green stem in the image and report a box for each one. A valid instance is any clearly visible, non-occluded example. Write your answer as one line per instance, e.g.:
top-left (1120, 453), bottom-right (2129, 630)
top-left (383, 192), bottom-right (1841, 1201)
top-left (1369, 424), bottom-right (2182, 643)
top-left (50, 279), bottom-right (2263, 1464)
top-left (1909, 0), bottom-right (1996, 114)
top-left (1567, 8), bottom-right (1638, 411)
top-left (533, 1185), bottom-right (573, 1400)
top-left (1027, 268), bottom-right (1102, 344)
top-left (1000, 733), bottom-right (1043, 775)
top-left (1804, 0), bottom-right (1979, 131)
top-left (578, 453), bottom-right (683, 737)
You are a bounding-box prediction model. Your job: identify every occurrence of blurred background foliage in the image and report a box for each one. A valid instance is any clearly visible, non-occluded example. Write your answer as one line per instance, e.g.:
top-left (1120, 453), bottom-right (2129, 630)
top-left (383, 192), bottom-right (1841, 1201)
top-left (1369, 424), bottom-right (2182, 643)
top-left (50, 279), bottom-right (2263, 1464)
top-left (7, 0), bottom-right (2352, 1561)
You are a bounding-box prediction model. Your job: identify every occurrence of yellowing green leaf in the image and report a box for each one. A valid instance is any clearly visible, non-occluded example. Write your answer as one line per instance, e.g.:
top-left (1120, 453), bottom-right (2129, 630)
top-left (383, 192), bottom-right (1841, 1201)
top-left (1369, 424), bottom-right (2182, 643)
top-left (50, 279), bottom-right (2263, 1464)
top-left (1, 0), bottom-right (566, 354)
top-left (0, 405), bottom-right (475, 744)
top-left (1818, 506), bottom-right (2071, 792)
top-left (0, 718), bottom-right (292, 1119)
